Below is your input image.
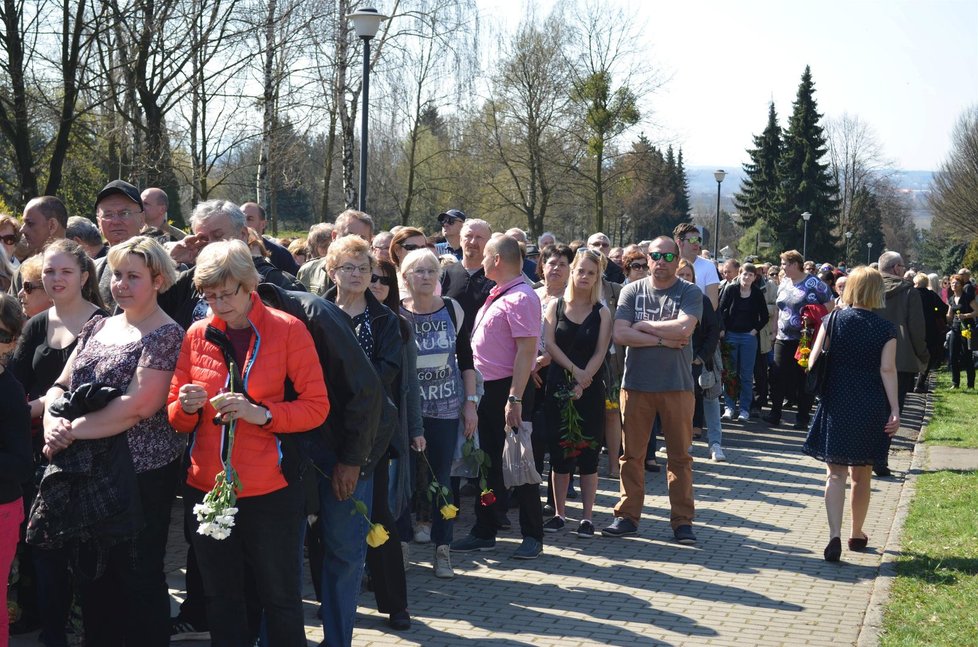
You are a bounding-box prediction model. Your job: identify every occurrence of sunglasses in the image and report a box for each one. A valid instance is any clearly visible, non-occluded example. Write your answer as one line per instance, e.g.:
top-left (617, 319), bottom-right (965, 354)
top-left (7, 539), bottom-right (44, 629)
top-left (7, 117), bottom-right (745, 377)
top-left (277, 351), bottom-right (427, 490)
top-left (370, 274), bottom-right (393, 286)
top-left (399, 243), bottom-right (424, 251)
top-left (649, 252), bottom-right (677, 262)
top-left (440, 216), bottom-right (461, 225)
top-left (681, 236), bottom-right (702, 244)
top-left (628, 262), bottom-right (649, 271)
top-left (0, 234), bottom-right (17, 245)
top-left (21, 281), bottom-right (41, 294)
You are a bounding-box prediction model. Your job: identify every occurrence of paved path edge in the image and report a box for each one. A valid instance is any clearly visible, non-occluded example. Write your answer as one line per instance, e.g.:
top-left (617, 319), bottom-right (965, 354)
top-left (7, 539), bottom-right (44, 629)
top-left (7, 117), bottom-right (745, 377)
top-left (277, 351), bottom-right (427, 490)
top-left (855, 392), bottom-right (932, 647)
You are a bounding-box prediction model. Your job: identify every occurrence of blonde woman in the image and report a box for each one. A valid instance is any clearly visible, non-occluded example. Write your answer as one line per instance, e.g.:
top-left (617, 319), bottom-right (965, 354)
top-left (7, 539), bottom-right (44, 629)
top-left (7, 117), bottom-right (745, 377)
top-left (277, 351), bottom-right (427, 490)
top-left (542, 249), bottom-right (612, 537)
top-left (802, 267), bottom-right (899, 561)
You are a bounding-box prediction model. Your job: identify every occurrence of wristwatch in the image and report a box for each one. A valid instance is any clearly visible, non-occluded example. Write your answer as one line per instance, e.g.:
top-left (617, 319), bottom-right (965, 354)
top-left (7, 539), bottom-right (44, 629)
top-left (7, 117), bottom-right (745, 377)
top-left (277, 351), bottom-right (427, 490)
top-left (261, 406), bottom-right (273, 427)
top-left (507, 395), bottom-right (522, 404)
top-left (466, 395), bottom-right (480, 405)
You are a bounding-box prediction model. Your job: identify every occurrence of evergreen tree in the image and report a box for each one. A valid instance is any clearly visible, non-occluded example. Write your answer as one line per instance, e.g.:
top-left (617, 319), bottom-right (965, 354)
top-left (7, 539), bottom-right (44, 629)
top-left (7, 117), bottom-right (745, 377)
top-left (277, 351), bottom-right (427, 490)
top-left (777, 66), bottom-right (840, 261)
top-left (673, 147), bottom-right (691, 223)
top-left (734, 102), bottom-right (783, 228)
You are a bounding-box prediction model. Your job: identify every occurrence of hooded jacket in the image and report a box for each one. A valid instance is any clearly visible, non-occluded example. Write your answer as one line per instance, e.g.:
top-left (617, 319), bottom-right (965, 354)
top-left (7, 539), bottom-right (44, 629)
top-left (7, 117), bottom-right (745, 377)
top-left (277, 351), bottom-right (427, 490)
top-left (876, 274), bottom-right (929, 373)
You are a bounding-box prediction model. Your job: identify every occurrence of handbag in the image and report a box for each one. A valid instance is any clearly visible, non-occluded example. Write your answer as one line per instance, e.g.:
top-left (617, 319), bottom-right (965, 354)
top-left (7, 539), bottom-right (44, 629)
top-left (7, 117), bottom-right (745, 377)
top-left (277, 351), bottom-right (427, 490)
top-left (805, 310), bottom-right (837, 397)
top-left (502, 422), bottom-right (542, 488)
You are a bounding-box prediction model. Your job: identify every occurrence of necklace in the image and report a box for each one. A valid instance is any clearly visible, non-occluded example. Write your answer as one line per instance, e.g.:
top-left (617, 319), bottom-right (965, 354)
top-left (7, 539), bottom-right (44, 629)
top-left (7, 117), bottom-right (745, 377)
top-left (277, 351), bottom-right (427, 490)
top-left (124, 305), bottom-right (161, 330)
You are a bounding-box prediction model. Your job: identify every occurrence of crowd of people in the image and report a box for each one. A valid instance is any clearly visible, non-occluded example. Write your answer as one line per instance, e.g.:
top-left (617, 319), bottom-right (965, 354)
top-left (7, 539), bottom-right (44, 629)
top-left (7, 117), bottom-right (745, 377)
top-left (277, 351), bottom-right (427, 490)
top-left (0, 182), bottom-right (974, 646)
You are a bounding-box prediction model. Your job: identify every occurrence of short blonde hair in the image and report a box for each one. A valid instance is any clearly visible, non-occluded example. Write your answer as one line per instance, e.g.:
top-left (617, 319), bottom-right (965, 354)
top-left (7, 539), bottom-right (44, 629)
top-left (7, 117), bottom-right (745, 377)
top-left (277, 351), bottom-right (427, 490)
top-left (399, 248), bottom-right (441, 281)
top-left (565, 249), bottom-right (605, 305)
top-left (107, 235), bottom-right (177, 292)
top-left (913, 272), bottom-right (929, 289)
top-left (325, 234), bottom-right (373, 272)
top-left (193, 239), bottom-right (260, 293)
top-left (842, 266), bottom-right (885, 309)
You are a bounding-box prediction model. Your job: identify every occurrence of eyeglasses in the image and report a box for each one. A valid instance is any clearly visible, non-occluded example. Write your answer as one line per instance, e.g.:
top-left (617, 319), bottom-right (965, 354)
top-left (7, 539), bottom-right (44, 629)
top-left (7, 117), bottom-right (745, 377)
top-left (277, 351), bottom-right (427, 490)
top-left (0, 234), bottom-right (17, 245)
top-left (21, 281), bottom-right (41, 294)
top-left (628, 262), bottom-right (649, 271)
top-left (336, 264), bottom-right (371, 275)
top-left (649, 252), bottom-right (677, 263)
top-left (370, 274), bottom-right (393, 286)
top-left (98, 209), bottom-right (142, 222)
top-left (681, 236), bottom-right (702, 244)
top-left (399, 243), bottom-right (424, 251)
top-left (202, 284), bottom-right (242, 304)
top-left (0, 329), bottom-right (17, 344)
top-left (409, 268), bottom-right (439, 277)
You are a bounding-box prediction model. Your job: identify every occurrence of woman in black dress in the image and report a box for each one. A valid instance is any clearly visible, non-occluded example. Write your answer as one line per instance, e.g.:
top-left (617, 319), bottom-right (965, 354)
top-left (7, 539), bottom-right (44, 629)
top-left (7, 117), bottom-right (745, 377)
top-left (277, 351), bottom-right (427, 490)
top-left (542, 249), bottom-right (612, 538)
top-left (802, 267), bottom-right (900, 562)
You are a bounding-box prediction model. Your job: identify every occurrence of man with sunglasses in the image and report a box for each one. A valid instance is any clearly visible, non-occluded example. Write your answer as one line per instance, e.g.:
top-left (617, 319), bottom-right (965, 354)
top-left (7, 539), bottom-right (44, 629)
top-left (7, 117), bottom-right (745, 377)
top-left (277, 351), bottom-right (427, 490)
top-left (674, 223), bottom-right (720, 310)
top-left (604, 236), bottom-right (702, 544)
top-left (434, 209), bottom-right (465, 260)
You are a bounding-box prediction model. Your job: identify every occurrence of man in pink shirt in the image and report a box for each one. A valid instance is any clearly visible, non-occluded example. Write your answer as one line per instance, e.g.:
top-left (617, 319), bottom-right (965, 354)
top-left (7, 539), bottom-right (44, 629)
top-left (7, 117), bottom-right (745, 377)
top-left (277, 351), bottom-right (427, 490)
top-left (451, 235), bottom-right (544, 560)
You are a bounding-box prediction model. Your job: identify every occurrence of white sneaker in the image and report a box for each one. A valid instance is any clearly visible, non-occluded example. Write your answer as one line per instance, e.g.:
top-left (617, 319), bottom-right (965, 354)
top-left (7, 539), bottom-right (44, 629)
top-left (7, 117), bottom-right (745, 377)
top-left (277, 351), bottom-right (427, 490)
top-left (722, 408), bottom-right (735, 420)
top-left (413, 523), bottom-right (431, 544)
top-left (710, 443), bottom-right (726, 462)
top-left (434, 545), bottom-right (454, 579)
top-left (738, 411), bottom-right (750, 422)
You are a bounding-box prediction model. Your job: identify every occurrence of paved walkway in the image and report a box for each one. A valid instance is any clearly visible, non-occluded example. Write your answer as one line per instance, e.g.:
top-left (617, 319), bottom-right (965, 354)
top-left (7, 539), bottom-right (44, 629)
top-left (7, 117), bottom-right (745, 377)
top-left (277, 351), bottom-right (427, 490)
top-left (13, 392), bottom-right (929, 646)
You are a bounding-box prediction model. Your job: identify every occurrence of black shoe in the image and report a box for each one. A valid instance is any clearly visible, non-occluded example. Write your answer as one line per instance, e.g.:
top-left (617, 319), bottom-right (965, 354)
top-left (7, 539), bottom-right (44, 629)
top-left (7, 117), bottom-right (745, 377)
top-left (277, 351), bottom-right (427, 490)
top-left (171, 617), bottom-right (211, 641)
top-left (762, 413), bottom-right (781, 426)
top-left (873, 464), bottom-right (892, 478)
top-left (543, 516), bottom-right (566, 533)
top-left (823, 537), bottom-right (842, 562)
top-left (388, 610), bottom-right (411, 630)
top-left (673, 524), bottom-right (697, 545)
top-left (542, 503), bottom-right (554, 515)
top-left (575, 519), bottom-right (595, 538)
top-left (601, 517), bottom-right (638, 537)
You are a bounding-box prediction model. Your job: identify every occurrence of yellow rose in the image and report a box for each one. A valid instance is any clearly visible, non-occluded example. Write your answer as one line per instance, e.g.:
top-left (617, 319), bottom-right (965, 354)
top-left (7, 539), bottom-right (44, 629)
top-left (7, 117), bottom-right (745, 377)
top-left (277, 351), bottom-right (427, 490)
top-left (798, 358), bottom-right (809, 368)
top-left (440, 504), bottom-right (459, 520)
top-left (366, 523), bottom-right (390, 548)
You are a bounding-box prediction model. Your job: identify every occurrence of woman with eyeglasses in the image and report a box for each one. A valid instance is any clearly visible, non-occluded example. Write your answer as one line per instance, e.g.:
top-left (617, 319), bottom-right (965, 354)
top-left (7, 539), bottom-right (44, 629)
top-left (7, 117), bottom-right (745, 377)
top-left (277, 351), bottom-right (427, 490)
top-left (621, 246), bottom-right (650, 284)
top-left (399, 249), bottom-right (477, 577)
top-left (0, 294), bottom-right (34, 647)
top-left (17, 255), bottom-right (53, 318)
top-left (8, 240), bottom-right (106, 646)
top-left (32, 236), bottom-right (184, 646)
top-left (389, 227), bottom-right (427, 293)
top-left (324, 234), bottom-right (412, 630)
top-left (542, 249), bottom-right (612, 537)
top-left (167, 239), bottom-right (328, 645)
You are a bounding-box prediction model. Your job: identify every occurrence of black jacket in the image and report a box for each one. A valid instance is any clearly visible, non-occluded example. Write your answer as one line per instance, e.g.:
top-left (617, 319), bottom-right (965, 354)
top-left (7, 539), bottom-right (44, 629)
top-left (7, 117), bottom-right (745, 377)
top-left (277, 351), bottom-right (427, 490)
top-left (256, 284), bottom-right (391, 476)
top-left (263, 236), bottom-right (300, 276)
top-left (717, 283), bottom-right (769, 334)
top-left (693, 294), bottom-right (721, 371)
top-left (440, 262), bottom-right (494, 339)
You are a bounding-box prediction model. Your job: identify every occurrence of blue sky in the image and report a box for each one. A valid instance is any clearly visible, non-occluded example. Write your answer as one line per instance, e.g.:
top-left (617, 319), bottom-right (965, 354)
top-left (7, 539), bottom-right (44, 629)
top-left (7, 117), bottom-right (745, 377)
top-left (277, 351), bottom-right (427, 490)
top-left (476, 0), bottom-right (978, 171)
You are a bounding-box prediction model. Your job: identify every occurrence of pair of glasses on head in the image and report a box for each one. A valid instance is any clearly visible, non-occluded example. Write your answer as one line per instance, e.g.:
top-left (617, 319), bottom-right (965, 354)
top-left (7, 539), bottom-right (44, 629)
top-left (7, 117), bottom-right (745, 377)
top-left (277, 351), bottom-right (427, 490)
top-left (336, 263), bottom-right (371, 275)
top-left (0, 234), bottom-right (17, 245)
top-left (202, 284), bottom-right (242, 305)
top-left (0, 328), bottom-right (18, 344)
top-left (370, 274), bottom-right (392, 286)
top-left (628, 262), bottom-right (649, 271)
top-left (98, 209), bottom-right (142, 222)
top-left (681, 236), bottom-right (702, 245)
top-left (21, 281), bottom-right (42, 295)
top-left (649, 252), bottom-right (677, 263)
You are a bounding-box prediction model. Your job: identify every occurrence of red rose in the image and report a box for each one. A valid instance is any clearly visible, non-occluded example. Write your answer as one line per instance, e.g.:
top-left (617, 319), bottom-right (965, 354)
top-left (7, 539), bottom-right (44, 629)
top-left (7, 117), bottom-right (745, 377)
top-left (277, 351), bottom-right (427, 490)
top-left (480, 490), bottom-right (496, 506)
top-left (576, 440), bottom-right (590, 449)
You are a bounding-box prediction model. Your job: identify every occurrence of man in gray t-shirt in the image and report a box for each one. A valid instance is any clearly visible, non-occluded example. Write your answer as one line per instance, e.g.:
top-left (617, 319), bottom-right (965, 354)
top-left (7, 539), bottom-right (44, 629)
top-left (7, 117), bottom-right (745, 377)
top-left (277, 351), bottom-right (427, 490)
top-left (602, 236), bottom-right (702, 544)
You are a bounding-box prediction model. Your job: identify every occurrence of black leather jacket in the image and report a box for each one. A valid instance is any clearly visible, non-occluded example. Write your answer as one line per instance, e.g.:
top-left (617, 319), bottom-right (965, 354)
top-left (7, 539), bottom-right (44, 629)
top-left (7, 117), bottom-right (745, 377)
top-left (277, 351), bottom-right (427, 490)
top-left (257, 284), bottom-right (391, 477)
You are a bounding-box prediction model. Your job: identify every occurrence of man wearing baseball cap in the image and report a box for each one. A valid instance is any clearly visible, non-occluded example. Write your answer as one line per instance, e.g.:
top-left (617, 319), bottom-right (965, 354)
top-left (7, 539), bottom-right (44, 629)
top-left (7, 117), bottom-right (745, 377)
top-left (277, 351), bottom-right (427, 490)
top-left (93, 179), bottom-right (147, 309)
top-left (434, 208), bottom-right (465, 260)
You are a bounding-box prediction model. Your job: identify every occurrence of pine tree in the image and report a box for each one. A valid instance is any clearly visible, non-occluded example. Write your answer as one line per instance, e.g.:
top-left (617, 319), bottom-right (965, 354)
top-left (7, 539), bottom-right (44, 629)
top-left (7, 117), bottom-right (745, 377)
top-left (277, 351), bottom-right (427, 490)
top-left (674, 148), bottom-right (691, 223)
top-left (777, 66), bottom-right (840, 261)
top-left (734, 102), bottom-right (783, 228)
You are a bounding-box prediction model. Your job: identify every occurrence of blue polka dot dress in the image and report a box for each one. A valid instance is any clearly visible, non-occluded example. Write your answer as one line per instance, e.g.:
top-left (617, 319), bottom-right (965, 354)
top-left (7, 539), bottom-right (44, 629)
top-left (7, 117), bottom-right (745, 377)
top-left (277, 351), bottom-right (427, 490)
top-left (803, 308), bottom-right (897, 466)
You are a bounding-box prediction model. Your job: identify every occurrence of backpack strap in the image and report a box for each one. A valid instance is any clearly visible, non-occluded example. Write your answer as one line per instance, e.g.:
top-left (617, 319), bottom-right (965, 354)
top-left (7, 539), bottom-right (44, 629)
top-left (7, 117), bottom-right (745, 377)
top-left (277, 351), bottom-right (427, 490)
top-left (441, 296), bottom-right (463, 334)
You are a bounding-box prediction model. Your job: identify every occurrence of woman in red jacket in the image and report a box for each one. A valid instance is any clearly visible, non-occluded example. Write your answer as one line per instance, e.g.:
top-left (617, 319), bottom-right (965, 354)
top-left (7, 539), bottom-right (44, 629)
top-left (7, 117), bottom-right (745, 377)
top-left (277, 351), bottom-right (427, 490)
top-left (167, 239), bottom-right (329, 646)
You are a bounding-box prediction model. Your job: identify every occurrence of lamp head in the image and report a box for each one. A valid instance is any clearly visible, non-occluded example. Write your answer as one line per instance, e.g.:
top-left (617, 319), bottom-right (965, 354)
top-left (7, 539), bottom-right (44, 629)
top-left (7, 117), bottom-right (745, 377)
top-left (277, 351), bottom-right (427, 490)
top-left (801, 211), bottom-right (811, 222)
top-left (714, 169), bottom-right (726, 183)
top-left (347, 7), bottom-right (387, 39)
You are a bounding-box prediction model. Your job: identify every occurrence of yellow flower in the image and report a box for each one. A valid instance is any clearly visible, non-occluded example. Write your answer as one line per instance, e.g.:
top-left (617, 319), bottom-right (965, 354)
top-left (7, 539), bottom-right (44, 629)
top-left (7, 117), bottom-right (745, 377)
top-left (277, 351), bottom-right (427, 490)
top-left (798, 358), bottom-right (809, 368)
top-left (799, 347), bottom-right (811, 356)
top-left (366, 523), bottom-right (390, 548)
top-left (605, 399), bottom-right (619, 410)
top-left (439, 504), bottom-right (459, 520)
top-left (963, 328), bottom-right (972, 340)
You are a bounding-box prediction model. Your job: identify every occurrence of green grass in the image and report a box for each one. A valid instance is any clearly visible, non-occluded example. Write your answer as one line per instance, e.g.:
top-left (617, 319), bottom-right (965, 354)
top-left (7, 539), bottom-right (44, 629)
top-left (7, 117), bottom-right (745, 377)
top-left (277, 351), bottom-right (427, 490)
top-left (922, 371), bottom-right (978, 447)
top-left (881, 375), bottom-right (978, 646)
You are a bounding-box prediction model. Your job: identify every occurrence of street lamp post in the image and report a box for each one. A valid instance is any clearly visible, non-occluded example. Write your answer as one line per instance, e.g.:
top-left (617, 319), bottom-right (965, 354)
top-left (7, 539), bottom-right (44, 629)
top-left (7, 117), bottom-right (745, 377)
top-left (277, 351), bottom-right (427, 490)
top-left (844, 231), bottom-right (853, 267)
top-left (346, 7), bottom-right (388, 213)
top-left (867, 241), bottom-right (873, 264)
top-left (713, 169), bottom-right (726, 257)
top-left (801, 211), bottom-right (811, 260)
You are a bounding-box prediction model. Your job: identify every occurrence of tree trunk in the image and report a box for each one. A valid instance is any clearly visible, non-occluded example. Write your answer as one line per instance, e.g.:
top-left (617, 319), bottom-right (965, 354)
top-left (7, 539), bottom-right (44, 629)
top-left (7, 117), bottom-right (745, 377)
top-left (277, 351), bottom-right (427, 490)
top-left (258, 0), bottom-right (277, 216)
top-left (0, 0), bottom-right (39, 205)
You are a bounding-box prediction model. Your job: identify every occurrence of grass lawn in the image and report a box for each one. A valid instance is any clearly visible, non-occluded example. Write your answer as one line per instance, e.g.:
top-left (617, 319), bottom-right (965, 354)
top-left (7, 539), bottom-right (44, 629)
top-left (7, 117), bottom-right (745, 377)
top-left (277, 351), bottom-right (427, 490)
top-left (880, 372), bottom-right (978, 646)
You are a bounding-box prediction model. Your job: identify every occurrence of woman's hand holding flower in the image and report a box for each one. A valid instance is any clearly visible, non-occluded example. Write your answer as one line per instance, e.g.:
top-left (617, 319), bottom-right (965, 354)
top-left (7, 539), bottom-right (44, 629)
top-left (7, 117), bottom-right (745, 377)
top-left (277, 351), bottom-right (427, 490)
top-left (179, 384), bottom-right (208, 414)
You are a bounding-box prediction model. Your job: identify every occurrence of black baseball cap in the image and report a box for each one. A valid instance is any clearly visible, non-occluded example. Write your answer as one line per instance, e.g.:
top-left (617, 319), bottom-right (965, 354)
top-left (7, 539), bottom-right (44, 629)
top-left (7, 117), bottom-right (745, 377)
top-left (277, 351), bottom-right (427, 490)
top-left (95, 179), bottom-right (144, 211)
top-left (437, 208), bottom-right (466, 224)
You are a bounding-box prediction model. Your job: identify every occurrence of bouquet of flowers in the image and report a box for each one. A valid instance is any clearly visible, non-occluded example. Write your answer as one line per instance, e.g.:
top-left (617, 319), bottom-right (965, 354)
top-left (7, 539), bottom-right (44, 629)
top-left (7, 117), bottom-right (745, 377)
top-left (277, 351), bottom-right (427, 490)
top-left (554, 370), bottom-right (598, 459)
top-left (797, 323), bottom-right (812, 369)
top-left (193, 365), bottom-right (242, 540)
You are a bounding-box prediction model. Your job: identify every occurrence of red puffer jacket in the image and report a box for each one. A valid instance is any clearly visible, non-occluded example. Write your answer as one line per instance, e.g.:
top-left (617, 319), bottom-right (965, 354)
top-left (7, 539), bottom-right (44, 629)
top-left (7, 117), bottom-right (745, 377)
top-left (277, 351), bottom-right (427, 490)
top-left (167, 293), bottom-right (329, 497)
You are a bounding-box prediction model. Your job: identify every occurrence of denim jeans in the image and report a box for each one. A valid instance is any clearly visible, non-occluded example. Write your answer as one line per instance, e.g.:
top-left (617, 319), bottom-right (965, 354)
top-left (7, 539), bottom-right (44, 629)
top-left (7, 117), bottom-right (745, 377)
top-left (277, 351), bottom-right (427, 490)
top-left (316, 449), bottom-right (374, 647)
top-left (423, 417), bottom-right (459, 547)
top-left (724, 332), bottom-right (758, 414)
top-left (703, 395), bottom-right (723, 447)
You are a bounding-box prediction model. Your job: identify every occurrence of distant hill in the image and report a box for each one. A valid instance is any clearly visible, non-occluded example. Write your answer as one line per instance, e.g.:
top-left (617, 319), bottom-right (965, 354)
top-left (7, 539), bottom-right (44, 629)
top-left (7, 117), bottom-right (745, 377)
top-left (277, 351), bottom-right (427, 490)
top-left (685, 166), bottom-right (936, 229)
